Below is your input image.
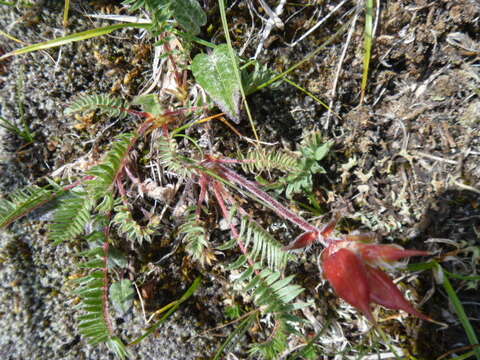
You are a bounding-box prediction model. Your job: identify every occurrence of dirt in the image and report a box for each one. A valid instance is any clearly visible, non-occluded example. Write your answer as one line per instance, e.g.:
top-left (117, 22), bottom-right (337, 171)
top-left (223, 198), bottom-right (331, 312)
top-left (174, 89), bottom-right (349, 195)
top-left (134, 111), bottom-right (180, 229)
top-left (0, 0), bottom-right (479, 359)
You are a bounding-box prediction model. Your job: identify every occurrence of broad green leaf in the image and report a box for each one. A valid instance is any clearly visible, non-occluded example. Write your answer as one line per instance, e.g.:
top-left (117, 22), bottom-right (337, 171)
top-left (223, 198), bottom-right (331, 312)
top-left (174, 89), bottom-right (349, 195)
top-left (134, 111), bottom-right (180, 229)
top-left (131, 94), bottom-right (164, 116)
top-left (171, 0), bottom-right (206, 35)
top-left (191, 44), bottom-right (241, 123)
top-left (110, 279), bottom-right (134, 314)
top-left (108, 247), bottom-right (128, 268)
top-left (314, 141), bottom-right (332, 161)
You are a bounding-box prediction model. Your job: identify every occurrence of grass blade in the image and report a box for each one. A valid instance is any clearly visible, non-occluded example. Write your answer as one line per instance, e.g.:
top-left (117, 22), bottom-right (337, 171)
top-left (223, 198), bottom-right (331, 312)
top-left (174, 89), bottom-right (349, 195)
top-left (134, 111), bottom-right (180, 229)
top-left (360, 0), bottom-right (374, 103)
top-left (0, 23), bottom-right (149, 60)
top-left (63, 0), bottom-right (70, 27)
top-left (128, 277), bottom-right (202, 346)
top-left (217, 0), bottom-right (259, 142)
top-left (438, 264), bottom-right (480, 360)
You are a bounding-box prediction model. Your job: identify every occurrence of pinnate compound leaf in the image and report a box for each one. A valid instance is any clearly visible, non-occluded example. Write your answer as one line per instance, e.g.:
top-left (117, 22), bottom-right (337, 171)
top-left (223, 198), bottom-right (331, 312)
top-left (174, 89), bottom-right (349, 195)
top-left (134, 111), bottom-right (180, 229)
top-left (107, 336), bottom-right (131, 360)
top-left (191, 44), bottom-right (241, 123)
top-left (110, 279), bottom-right (134, 314)
top-left (0, 185), bottom-right (56, 228)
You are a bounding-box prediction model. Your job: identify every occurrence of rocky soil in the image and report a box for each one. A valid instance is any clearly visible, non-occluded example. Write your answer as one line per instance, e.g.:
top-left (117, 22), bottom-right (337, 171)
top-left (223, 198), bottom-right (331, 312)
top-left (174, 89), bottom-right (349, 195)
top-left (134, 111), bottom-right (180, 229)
top-left (0, 0), bottom-right (479, 359)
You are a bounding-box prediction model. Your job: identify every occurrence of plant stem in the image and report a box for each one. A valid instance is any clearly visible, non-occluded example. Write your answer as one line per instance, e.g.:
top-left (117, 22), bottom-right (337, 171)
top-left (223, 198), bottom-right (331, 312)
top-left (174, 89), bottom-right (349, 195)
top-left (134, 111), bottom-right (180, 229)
top-left (218, 165), bottom-right (320, 237)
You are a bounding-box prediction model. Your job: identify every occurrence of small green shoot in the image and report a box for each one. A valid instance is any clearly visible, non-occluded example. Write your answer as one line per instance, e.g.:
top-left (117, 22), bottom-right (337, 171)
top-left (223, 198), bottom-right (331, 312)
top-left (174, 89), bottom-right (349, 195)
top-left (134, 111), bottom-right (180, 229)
top-left (63, 0), bottom-right (70, 27)
top-left (360, 0), bottom-right (375, 103)
top-left (129, 277), bottom-right (202, 346)
top-left (0, 115), bottom-right (34, 142)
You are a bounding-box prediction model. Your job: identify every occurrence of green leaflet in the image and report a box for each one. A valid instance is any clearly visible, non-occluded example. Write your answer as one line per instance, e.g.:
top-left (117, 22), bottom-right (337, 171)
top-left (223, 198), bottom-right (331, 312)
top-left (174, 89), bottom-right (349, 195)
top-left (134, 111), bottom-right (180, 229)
top-left (191, 44), bottom-right (241, 123)
top-left (131, 94), bottom-right (163, 116)
top-left (110, 280), bottom-right (134, 315)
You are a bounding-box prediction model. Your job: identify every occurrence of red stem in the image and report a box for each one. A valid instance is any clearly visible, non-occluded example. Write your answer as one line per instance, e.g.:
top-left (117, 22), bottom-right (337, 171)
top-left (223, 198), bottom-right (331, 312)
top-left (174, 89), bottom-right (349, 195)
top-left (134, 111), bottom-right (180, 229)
top-left (102, 235), bottom-right (114, 335)
top-left (211, 180), bottom-right (258, 271)
top-left (218, 165), bottom-right (320, 236)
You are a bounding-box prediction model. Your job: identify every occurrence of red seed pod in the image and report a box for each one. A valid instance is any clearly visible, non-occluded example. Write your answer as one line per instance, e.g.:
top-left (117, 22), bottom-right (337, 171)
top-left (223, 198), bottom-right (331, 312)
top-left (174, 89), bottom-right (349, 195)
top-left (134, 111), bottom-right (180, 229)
top-left (365, 265), bottom-right (431, 321)
top-left (322, 248), bottom-right (374, 322)
top-left (283, 231), bottom-right (318, 250)
top-left (359, 244), bottom-right (430, 264)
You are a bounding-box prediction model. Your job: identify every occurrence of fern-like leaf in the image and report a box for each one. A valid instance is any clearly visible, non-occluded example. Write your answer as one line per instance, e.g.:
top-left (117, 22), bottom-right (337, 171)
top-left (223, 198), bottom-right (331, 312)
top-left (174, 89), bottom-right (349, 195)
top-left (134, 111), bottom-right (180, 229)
top-left (65, 94), bottom-right (128, 119)
top-left (239, 147), bottom-right (301, 175)
top-left (74, 234), bottom-right (130, 359)
top-left (227, 263), bottom-right (305, 359)
top-left (0, 185), bottom-right (56, 228)
top-left (156, 136), bottom-right (195, 178)
top-left (239, 217), bottom-right (289, 271)
top-left (49, 190), bottom-right (93, 244)
top-left (245, 268), bottom-right (304, 359)
top-left (112, 204), bottom-right (159, 246)
top-left (88, 133), bottom-right (136, 201)
top-left (178, 211), bottom-right (209, 265)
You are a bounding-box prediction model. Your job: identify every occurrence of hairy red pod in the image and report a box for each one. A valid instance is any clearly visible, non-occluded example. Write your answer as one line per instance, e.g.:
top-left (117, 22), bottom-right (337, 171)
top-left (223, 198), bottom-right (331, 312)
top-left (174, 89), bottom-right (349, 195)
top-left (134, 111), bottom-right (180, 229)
top-left (365, 265), bottom-right (431, 321)
top-left (359, 244), bottom-right (430, 264)
top-left (322, 240), bottom-right (431, 322)
top-left (283, 231), bottom-right (318, 250)
top-left (322, 248), bottom-right (374, 321)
